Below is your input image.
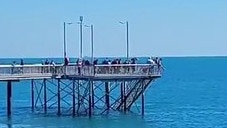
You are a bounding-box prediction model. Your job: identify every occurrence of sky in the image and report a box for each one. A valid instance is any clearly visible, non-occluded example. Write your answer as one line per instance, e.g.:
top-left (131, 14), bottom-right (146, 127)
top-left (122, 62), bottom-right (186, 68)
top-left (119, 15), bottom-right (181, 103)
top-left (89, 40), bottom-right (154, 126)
top-left (0, 0), bottom-right (227, 58)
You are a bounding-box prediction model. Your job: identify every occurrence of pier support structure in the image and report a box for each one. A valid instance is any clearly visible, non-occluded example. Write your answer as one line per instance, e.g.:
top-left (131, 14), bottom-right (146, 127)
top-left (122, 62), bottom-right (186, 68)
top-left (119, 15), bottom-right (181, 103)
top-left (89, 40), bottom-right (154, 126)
top-left (7, 81), bottom-right (12, 117)
top-left (31, 78), bottom-right (154, 116)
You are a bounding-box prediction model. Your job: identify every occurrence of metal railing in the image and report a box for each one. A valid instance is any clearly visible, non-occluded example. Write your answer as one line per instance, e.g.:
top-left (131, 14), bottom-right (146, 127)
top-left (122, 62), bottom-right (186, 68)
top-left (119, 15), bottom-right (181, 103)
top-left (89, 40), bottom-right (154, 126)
top-left (0, 64), bottom-right (162, 78)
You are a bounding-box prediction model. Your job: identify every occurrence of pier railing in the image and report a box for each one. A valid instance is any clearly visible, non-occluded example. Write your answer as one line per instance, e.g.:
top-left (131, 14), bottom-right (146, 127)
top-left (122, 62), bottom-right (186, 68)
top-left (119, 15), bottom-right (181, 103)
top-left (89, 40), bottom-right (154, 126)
top-left (0, 64), bottom-right (162, 79)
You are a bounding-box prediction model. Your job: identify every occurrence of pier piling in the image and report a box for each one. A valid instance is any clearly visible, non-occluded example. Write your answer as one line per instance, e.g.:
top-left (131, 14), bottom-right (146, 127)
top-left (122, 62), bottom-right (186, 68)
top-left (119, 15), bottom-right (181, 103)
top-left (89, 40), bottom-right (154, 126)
top-left (44, 79), bottom-right (47, 113)
top-left (123, 82), bottom-right (127, 112)
top-left (89, 80), bottom-right (92, 117)
top-left (31, 79), bottom-right (34, 111)
top-left (141, 83), bottom-right (145, 116)
top-left (120, 82), bottom-right (124, 111)
top-left (7, 81), bottom-right (12, 116)
top-left (72, 80), bottom-right (76, 116)
top-left (105, 82), bottom-right (110, 110)
top-left (91, 81), bottom-right (94, 108)
top-left (57, 79), bottom-right (61, 115)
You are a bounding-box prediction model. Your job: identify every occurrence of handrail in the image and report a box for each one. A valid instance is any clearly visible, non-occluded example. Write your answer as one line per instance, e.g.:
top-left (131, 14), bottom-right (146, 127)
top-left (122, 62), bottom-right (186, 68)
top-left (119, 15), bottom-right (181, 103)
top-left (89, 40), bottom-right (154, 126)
top-left (0, 64), bottom-right (162, 78)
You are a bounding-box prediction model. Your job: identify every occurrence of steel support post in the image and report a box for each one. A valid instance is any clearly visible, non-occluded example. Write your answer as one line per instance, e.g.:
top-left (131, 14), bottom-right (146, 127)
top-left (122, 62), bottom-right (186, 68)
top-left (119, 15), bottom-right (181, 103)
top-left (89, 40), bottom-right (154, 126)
top-left (7, 81), bottom-right (12, 116)
top-left (31, 79), bottom-right (34, 111)
top-left (120, 82), bottom-right (124, 111)
top-left (91, 81), bottom-right (94, 108)
top-left (123, 81), bottom-right (127, 112)
top-left (88, 80), bottom-right (92, 117)
top-left (72, 80), bottom-right (76, 116)
top-left (141, 82), bottom-right (145, 116)
top-left (57, 79), bottom-right (61, 115)
top-left (77, 80), bottom-right (80, 115)
top-left (105, 82), bottom-right (110, 110)
top-left (44, 79), bottom-right (47, 113)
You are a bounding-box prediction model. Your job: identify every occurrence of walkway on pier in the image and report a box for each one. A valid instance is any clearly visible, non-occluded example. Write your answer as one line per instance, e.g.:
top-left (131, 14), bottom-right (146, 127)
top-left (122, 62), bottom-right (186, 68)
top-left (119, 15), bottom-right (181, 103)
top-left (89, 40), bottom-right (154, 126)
top-left (0, 64), bottom-right (161, 81)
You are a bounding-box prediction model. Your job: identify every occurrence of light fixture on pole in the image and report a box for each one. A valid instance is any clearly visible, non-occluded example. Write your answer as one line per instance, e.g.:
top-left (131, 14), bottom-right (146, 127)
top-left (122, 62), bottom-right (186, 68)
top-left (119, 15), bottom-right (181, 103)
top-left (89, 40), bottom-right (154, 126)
top-left (85, 24), bottom-right (94, 63)
top-left (119, 21), bottom-right (129, 60)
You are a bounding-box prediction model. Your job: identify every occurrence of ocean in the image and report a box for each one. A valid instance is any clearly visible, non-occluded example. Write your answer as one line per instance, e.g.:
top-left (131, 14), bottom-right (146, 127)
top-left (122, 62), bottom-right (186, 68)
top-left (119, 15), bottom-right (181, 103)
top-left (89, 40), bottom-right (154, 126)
top-left (0, 57), bottom-right (227, 128)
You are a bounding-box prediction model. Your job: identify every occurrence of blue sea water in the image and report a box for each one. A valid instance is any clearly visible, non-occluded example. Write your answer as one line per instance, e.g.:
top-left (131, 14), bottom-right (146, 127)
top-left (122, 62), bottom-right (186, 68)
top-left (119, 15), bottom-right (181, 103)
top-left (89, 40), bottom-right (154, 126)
top-left (0, 57), bottom-right (227, 128)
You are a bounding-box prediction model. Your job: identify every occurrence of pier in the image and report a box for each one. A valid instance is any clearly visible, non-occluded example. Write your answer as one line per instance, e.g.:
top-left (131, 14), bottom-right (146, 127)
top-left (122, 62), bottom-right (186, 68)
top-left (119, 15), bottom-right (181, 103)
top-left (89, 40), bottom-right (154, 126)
top-left (0, 16), bottom-right (163, 117)
top-left (0, 63), bottom-right (161, 117)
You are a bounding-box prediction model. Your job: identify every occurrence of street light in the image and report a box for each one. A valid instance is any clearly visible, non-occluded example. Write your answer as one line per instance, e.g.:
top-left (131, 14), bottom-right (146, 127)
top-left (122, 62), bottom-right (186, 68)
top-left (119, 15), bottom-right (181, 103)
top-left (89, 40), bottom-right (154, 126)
top-left (119, 21), bottom-right (129, 60)
top-left (84, 24), bottom-right (94, 63)
top-left (79, 16), bottom-right (83, 58)
top-left (63, 22), bottom-right (73, 63)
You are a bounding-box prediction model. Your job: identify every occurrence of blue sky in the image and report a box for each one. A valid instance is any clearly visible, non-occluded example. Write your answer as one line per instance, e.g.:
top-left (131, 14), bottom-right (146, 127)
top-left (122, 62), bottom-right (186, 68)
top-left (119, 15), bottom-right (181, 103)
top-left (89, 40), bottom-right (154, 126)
top-left (0, 0), bottom-right (227, 58)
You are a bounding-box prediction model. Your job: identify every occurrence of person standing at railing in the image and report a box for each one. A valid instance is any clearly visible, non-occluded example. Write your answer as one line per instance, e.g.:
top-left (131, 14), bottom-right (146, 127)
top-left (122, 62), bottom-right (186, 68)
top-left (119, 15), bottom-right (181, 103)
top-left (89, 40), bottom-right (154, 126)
top-left (147, 57), bottom-right (155, 74)
top-left (131, 58), bottom-right (137, 73)
top-left (93, 59), bottom-right (98, 74)
top-left (63, 57), bottom-right (69, 75)
top-left (20, 59), bottom-right (24, 73)
top-left (116, 59), bottom-right (121, 74)
top-left (50, 60), bottom-right (56, 74)
top-left (11, 61), bottom-right (16, 74)
top-left (45, 59), bottom-right (49, 65)
top-left (64, 57), bottom-right (69, 66)
top-left (20, 59), bottom-right (24, 65)
top-left (77, 58), bottom-right (82, 75)
top-left (157, 58), bottom-right (165, 74)
top-left (123, 60), bottom-right (129, 73)
top-left (102, 58), bottom-right (108, 74)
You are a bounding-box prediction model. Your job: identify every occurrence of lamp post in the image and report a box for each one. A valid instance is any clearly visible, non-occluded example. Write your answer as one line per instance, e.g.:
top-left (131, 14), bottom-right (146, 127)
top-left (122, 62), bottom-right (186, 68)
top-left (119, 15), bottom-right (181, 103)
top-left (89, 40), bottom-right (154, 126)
top-left (64, 22), bottom-right (66, 58)
top-left (63, 22), bottom-right (73, 63)
top-left (120, 21), bottom-right (129, 60)
top-left (79, 16), bottom-right (83, 58)
top-left (85, 24), bottom-right (94, 63)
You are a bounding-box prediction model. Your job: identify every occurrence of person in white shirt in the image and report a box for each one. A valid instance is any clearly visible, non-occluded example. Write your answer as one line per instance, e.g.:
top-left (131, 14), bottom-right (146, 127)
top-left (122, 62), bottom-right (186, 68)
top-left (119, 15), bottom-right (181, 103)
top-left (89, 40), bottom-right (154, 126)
top-left (147, 57), bottom-right (155, 65)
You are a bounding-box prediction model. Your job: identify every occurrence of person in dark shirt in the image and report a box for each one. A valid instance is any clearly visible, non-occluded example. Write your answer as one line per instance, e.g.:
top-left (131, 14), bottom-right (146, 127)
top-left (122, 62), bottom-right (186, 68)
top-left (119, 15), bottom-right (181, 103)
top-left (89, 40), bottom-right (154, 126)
top-left (20, 59), bottom-right (24, 65)
top-left (64, 57), bottom-right (69, 66)
top-left (20, 59), bottom-right (24, 73)
top-left (93, 59), bottom-right (98, 65)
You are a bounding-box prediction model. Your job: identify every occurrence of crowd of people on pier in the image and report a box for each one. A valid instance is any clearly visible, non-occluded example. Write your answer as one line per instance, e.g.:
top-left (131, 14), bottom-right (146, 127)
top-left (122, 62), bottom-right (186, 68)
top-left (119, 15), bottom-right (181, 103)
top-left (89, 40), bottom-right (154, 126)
top-left (62, 57), bottom-right (162, 66)
top-left (62, 57), bottom-right (164, 75)
top-left (9, 57), bottom-right (162, 66)
top-left (7, 57), bottom-right (164, 74)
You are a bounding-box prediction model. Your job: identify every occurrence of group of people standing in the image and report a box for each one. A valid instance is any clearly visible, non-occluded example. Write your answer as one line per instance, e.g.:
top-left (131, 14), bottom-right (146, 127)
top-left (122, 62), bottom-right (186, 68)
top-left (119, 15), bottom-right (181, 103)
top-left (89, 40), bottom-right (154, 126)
top-left (147, 57), bottom-right (164, 72)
